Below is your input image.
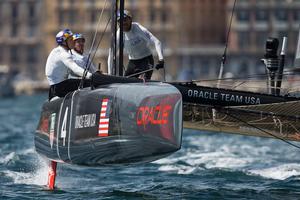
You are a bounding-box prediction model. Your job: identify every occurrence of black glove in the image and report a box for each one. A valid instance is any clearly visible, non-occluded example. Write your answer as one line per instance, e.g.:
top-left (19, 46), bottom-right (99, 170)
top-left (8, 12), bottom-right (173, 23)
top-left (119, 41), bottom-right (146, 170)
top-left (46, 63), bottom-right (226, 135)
top-left (155, 60), bottom-right (164, 70)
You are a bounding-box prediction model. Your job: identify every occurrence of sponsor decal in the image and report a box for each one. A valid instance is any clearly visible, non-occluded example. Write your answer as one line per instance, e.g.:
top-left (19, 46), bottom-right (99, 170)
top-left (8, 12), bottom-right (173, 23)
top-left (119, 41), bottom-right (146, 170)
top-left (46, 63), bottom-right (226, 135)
top-left (40, 116), bottom-right (49, 134)
top-left (187, 89), bottom-right (261, 105)
top-left (49, 113), bottom-right (56, 149)
top-left (98, 98), bottom-right (111, 137)
top-left (75, 114), bottom-right (96, 129)
top-left (135, 94), bottom-right (181, 143)
top-left (137, 104), bottom-right (172, 129)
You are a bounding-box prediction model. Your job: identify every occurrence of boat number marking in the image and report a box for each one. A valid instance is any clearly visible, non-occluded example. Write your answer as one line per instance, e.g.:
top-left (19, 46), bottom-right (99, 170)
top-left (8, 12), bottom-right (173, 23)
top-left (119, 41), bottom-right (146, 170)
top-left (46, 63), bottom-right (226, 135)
top-left (61, 107), bottom-right (69, 146)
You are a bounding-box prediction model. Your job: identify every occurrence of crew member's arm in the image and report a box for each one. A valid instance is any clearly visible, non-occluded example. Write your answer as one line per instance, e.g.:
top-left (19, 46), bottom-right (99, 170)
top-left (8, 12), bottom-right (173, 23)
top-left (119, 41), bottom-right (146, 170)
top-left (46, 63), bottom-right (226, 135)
top-left (62, 55), bottom-right (92, 78)
top-left (139, 24), bottom-right (164, 61)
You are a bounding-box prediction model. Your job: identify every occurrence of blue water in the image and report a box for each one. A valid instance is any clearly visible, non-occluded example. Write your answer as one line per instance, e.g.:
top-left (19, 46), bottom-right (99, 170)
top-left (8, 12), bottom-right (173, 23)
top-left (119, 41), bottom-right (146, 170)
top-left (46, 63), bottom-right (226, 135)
top-left (1, 94), bottom-right (300, 199)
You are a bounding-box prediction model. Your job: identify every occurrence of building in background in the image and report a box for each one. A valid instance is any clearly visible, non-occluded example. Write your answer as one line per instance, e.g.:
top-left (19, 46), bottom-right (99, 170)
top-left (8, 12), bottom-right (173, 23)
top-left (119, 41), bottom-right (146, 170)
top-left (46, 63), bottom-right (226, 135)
top-left (174, 0), bottom-right (227, 80)
top-left (227, 0), bottom-right (300, 78)
top-left (1, 0), bottom-right (299, 82)
top-left (0, 0), bottom-right (228, 81)
top-left (43, 0), bottom-right (179, 79)
top-left (43, 0), bottom-right (228, 80)
top-left (0, 0), bottom-right (44, 80)
top-left (43, 0), bottom-right (111, 75)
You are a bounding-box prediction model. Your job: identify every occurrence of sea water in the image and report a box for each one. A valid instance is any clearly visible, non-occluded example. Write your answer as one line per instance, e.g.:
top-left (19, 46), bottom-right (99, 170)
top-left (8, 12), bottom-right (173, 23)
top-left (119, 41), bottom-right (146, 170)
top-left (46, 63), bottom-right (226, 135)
top-left (1, 93), bottom-right (300, 199)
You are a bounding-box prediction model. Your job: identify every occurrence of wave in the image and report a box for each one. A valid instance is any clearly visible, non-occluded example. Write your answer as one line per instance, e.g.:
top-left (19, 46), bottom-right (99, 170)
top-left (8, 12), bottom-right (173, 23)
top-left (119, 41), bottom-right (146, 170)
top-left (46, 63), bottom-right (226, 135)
top-left (156, 150), bottom-right (254, 175)
top-left (155, 133), bottom-right (258, 174)
top-left (0, 148), bottom-right (37, 164)
top-left (248, 163), bottom-right (300, 180)
top-left (155, 131), bottom-right (300, 180)
top-left (3, 155), bottom-right (49, 186)
top-left (158, 164), bottom-right (200, 174)
top-left (0, 152), bottom-right (18, 165)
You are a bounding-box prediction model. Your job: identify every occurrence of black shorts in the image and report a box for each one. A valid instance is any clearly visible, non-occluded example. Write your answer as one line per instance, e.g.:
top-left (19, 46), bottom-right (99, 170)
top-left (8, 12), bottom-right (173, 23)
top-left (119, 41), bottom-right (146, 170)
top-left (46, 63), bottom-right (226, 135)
top-left (48, 79), bottom-right (91, 100)
top-left (125, 55), bottom-right (154, 79)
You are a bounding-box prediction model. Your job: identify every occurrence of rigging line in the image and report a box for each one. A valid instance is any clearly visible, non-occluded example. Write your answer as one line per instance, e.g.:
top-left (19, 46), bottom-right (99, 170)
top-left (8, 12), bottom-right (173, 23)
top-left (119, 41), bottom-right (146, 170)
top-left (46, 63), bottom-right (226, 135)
top-left (220, 109), bottom-right (300, 150)
top-left (126, 70), bottom-right (151, 78)
top-left (169, 70), bottom-right (295, 84)
top-left (216, 73), bottom-right (285, 81)
top-left (88, 0), bottom-right (108, 56)
top-left (79, 16), bottom-right (111, 89)
top-left (226, 106), bottom-right (300, 121)
top-left (223, 0), bottom-right (236, 63)
top-left (217, 0), bottom-right (237, 87)
top-left (86, 0), bottom-right (108, 69)
top-left (126, 65), bottom-right (154, 78)
top-left (85, 16), bottom-right (112, 75)
top-left (188, 75), bottom-right (267, 83)
top-left (289, 123), bottom-right (300, 135)
top-left (231, 81), bottom-right (248, 89)
top-left (79, 17), bottom-right (111, 88)
top-left (79, 0), bottom-right (108, 89)
top-left (188, 71), bottom-right (293, 83)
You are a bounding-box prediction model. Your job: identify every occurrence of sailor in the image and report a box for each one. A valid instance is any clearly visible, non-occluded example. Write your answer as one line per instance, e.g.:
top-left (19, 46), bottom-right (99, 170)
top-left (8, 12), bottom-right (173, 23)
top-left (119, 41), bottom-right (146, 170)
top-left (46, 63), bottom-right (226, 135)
top-left (45, 29), bottom-right (92, 100)
top-left (108, 10), bottom-right (164, 79)
top-left (69, 33), bottom-right (97, 79)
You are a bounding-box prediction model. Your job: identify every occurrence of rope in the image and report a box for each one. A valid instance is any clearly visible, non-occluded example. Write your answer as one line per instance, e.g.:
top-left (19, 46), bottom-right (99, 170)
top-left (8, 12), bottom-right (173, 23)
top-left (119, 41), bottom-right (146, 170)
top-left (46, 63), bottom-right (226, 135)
top-left (86, 17), bottom-right (111, 71)
top-left (79, 15), bottom-right (111, 89)
top-left (221, 109), bottom-right (300, 150)
top-left (79, 0), bottom-right (109, 89)
top-left (190, 71), bottom-right (293, 83)
top-left (163, 67), bottom-right (166, 81)
top-left (88, 0), bottom-right (108, 56)
top-left (217, 0), bottom-right (237, 87)
top-left (126, 67), bottom-right (155, 78)
top-left (80, 17), bottom-right (111, 88)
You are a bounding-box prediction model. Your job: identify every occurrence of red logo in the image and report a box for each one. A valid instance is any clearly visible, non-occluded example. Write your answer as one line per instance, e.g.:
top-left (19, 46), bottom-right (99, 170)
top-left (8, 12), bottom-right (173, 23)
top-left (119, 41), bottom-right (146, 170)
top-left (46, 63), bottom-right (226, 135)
top-left (137, 104), bottom-right (172, 126)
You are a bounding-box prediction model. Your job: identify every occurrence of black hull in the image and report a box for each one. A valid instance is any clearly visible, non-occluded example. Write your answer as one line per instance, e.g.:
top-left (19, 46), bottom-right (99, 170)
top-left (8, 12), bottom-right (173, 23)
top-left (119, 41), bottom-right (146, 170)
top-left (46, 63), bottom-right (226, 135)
top-left (35, 73), bottom-right (300, 166)
top-left (35, 82), bottom-right (182, 166)
top-left (35, 135), bottom-right (176, 166)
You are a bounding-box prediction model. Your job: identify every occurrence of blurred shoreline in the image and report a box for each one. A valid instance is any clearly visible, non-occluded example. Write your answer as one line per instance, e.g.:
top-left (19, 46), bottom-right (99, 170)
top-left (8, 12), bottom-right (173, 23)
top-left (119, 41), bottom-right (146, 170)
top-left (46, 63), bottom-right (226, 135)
top-left (13, 80), bottom-right (48, 95)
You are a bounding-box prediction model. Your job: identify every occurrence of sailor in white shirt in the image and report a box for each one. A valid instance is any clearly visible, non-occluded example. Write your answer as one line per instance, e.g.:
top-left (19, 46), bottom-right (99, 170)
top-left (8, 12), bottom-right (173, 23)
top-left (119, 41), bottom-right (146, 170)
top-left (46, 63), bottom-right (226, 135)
top-left (69, 33), bottom-right (97, 79)
top-left (45, 29), bottom-right (92, 100)
top-left (108, 10), bottom-right (164, 79)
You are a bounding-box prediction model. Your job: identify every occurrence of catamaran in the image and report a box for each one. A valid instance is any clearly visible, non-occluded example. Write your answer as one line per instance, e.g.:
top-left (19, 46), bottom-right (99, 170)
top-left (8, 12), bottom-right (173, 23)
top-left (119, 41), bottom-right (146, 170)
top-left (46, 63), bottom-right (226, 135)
top-left (35, 0), bottom-right (300, 190)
